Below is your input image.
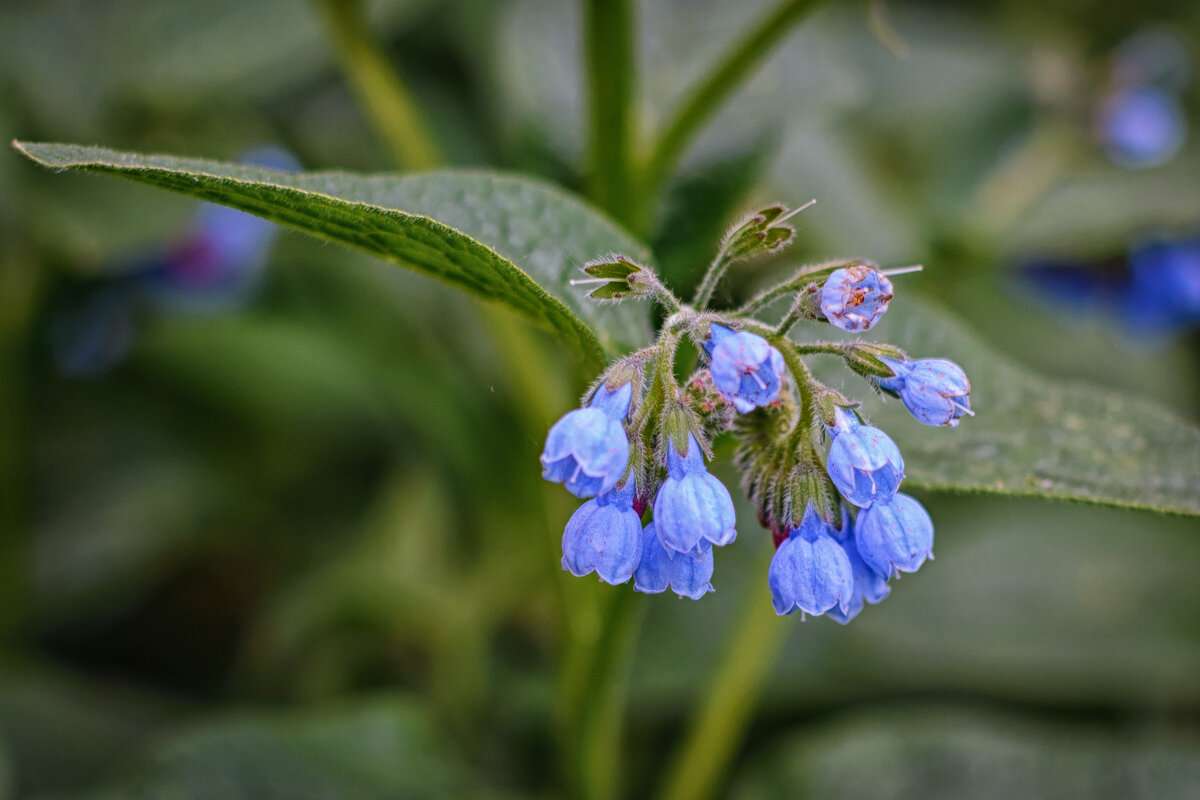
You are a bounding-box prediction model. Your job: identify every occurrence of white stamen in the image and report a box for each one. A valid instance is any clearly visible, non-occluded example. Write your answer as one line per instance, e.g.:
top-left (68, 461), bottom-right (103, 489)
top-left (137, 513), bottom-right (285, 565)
top-left (776, 198), bottom-right (817, 224)
top-left (880, 264), bottom-right (924, 277)
top-left (569, 277), bottom-right (613, 286)
top-left (951, 400), bottom-right (975, 417)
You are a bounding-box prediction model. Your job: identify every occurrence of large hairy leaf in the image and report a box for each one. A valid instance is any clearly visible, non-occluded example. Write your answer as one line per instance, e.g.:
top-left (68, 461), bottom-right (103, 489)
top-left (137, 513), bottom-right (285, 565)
top-left (14, 141), bottom-right (652, 370)
top-left (851, 297), bottom-right (1200, 515)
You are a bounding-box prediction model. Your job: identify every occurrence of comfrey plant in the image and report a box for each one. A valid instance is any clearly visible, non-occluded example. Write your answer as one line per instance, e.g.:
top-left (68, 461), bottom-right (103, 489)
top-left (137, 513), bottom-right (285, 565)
top-left (541, 203), bottom-right (972, 621)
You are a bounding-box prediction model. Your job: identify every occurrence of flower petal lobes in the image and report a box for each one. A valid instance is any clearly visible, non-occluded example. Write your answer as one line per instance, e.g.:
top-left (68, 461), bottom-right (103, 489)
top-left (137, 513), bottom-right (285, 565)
top-left (704, 324), bottom-right (785, 413)
top-left (540, 383), bottom-right (632, 498)
top-left (854, 492), bottom-right (933, 579)
top-left (768, 505), bottom-right (853, 617)
top-left (826, 508), bottom-right (891, 624)
top-left (634, 522), bottom-right (715, 600)
top-left (655, 433), bottom-right (737, 555)
top-left (826, 420), bottom-right (904, 508)
top-left (561, 481), bottom-right (642, 585)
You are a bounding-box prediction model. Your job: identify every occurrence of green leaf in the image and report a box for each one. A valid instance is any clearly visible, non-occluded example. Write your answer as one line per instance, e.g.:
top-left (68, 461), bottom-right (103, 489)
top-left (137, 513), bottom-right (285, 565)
top-left (66, 696), bottom-right (511, 800)
top-left (732, 704), bottom-right (1200, 800)
top-left (631, 493), bottom-right (1200, 715)
top-left (13, 141), bottom-right (652, 370)
top-left (846, 296), bottom-right (1200, 515)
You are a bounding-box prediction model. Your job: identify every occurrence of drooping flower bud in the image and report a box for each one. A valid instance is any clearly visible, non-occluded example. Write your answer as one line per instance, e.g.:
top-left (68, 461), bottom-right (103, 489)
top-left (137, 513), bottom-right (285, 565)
top-left (541, 382), bottom-right (632, 498)
top-left (561, 480), bottom-right (643, 585)
top-left (854, 492), bottom-right (934, 578)
top-left (633, 522), bottom-right (715, 600)
top-left (878, 356), bottom-right (972, 427)
top-left (826, 508), bottom-right (891, 624)
top-left (825, 408), bottom-right (904, 508)
top-left (654, 433), bottom-right (737, 555)
top-left (768, 503), bottom-right (854, 617)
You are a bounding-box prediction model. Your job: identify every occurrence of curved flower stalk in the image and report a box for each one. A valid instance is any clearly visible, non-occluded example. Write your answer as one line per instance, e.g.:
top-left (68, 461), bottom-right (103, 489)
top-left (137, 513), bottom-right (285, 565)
top-left (540, 199), bottom-right (971, 620)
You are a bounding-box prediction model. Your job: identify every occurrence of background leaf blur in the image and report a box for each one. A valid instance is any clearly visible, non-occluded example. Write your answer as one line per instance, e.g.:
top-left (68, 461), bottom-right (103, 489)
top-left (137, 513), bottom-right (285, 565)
top-left (3, 0), bottom-right (1200, 799)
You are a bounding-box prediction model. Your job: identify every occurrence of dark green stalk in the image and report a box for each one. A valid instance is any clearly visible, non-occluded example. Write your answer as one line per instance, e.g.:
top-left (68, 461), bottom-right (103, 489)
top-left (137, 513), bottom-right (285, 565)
top-left (584, 0), bottom-right (637, 225)
top-left (566, 588), bottom-right (645, 800)
top-left (636, 0), bottom-right (825, 222)
top-left (654, 576), bottom-right (790, 800)
top-left (314, 0), bottom-right (441, 170)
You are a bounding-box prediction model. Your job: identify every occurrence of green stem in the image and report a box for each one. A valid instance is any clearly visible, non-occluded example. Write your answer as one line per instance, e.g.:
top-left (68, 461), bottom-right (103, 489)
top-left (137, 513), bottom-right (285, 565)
top-left (635, 0), bottom-right (824, 220)
top-left (692, 251), bottom-right (734, 311)
top-left (315, 0), bottom-right (441, 170)
top-left (737, 259), bottom-right (859, 315)
top-left (584, 0), bottom-right (637, 225)
top-left (792, 342), bottom-right (843, 356)
top-left (563, 588), bottom-right (645, 800)
top-left (655, 574), bottom-right (791, 800)
top-left (775, 298), bottom-right (804, 337)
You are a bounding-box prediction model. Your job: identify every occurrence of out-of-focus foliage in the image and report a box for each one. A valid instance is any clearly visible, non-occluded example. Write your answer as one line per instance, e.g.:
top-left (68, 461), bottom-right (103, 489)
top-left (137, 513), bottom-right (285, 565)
top-left (3, 0), bottom-right (1200, 799)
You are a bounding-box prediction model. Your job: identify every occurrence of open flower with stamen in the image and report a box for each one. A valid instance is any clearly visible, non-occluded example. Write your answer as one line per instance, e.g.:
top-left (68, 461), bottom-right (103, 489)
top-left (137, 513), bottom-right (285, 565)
top-left (703, 323), bottom-right (785, 413)
top-left (819, 266), bottom-right (894, 331)
top-left (878, 357), bottom-right (973, 428)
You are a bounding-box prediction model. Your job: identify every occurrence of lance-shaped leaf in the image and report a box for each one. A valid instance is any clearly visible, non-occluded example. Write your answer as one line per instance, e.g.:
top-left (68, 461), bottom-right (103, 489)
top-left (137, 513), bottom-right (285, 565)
top-left (13, 141), bottom-right (652, 370)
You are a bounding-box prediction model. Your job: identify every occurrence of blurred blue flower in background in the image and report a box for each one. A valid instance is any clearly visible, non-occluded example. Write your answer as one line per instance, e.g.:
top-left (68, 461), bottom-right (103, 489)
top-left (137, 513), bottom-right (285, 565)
top-left (1121, 236), bottom-right (1200, 335)
top-left (1098, 87), bottom-right (1186, 168)
top-left (1097, 28), bottom-right (1191, 169)
top-left (1015, 233), bottom-right (1200, 344)
top-left (49, 145), bottom-right (297, 377)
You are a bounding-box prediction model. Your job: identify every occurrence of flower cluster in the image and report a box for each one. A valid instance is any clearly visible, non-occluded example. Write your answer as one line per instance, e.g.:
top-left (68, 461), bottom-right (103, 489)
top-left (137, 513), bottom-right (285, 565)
top-left (541, 202), bottom-right (972, 621)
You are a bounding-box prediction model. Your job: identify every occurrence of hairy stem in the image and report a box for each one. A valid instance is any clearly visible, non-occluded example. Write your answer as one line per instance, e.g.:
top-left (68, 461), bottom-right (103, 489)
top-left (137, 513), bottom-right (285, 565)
top-left (737, 258), bottom-right (859, 315)
top-left (692, 250), bottom-right (734, 311)
top-left (315, 0), bottom-right (441, 170)
top-left (585, 0), bottom-right (638, 225)
top-left (636, 0), bottom-right (824, 220)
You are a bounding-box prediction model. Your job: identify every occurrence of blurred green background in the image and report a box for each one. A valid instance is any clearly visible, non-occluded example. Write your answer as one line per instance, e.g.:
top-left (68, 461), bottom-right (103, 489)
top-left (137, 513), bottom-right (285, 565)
top-left (2, 0), bottom-right (1199, 798)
